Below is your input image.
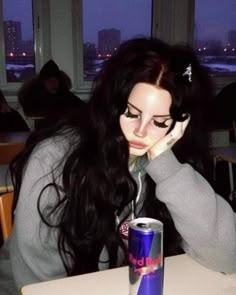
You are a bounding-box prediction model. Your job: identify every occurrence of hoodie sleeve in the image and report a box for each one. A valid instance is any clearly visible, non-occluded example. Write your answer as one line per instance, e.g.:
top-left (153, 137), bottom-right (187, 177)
top-left (146, 149), bottom-right (236, 274)
top-left (10, 139), bottom-right (67, 291)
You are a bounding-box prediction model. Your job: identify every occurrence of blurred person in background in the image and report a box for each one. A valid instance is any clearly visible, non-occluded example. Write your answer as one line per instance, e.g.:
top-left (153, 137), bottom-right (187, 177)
top-left (0, 89), bottom-right (29, 132)
top-left (210, 81), bottom-right (236, 133)
top-left (18, 60), bottom-right (85, 129)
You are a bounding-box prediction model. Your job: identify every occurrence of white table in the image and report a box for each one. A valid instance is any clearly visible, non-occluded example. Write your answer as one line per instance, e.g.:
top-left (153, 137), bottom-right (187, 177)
top-left (21, 254), bottom-right (236, 295)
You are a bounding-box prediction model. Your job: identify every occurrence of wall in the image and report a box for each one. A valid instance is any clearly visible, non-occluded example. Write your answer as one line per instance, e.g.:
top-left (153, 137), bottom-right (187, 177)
top-left (49, 0), bottom-right (75, 85)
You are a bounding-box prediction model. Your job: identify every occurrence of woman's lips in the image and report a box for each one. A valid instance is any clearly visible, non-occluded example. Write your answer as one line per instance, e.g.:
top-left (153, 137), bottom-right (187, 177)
top-left (129, 141), bottom-right (147, 149)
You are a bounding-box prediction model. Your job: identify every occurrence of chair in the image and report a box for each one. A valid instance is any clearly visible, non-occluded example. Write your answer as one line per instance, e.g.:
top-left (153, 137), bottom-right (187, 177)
top-left (0, 142), bottom-right (25, 165)
top-left (0, 192), bottom-right (13, 240)
top-left (210, 128), bottom-right (236, 201)
top-left (233, 120), bottom-right (236, 142)
top-left (209, 128), bottom-right (230, 148)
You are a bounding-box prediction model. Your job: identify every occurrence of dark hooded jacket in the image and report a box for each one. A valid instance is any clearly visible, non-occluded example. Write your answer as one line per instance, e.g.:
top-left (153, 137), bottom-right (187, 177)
top-left (18, 60), bottom-right (85, 128)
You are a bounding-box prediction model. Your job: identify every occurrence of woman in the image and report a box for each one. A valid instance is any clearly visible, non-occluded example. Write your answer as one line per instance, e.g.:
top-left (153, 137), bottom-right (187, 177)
top-left (0, 38), bottom-right (235, 294)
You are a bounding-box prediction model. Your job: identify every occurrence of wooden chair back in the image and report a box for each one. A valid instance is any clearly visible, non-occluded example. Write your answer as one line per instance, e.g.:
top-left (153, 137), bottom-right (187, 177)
top-left (0, 142), bottom-right (25, 164)
top-left (0, 191), bottom-right (13, 240)
top-left (233, 120), bottom-right (236, 142)
top-left (209, 129), bottom-right (230, 148)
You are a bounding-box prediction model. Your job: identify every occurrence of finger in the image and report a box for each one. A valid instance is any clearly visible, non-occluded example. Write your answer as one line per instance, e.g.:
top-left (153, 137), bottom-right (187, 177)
top-left (181, 116), bottom-right (191, 134)
top-left (170, 121), bottom-right (183, 138)
top-left (168, 118), bottom-right (189, 140)
top-left (166, 133), bottom-right (176, 145)
top-left (183, 115), bottom-right (191, 127)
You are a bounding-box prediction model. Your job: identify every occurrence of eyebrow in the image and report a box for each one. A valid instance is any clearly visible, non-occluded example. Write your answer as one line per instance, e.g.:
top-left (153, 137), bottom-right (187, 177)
top-left (127, 102), bottom-right (171, 118)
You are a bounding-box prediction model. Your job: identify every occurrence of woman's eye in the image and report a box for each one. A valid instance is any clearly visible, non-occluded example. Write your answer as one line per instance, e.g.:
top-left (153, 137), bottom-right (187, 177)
top-left (124, 109), bottom-right (139, 118)
top-left (153, 119), bottom-right (171, 128)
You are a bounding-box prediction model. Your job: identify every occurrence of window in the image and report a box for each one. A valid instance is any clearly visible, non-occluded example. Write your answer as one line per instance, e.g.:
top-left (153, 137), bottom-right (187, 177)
top-left (0, 0), bottom-right (51, 90)
top-left (3, 0), bottom-right (35, 82)
top-left (193, 0), bottom-right (236, 77)
top-left (3, 0), bottom-right (234, 96)
top-left (72, 0), bottom-right (154, 92)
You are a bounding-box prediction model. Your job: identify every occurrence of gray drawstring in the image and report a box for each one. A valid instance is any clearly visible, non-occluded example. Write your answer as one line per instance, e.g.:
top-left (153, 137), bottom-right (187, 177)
top-left (131, 172), bottom-right (142, 219)
top-left (116, 172), bottom-right (142, 224)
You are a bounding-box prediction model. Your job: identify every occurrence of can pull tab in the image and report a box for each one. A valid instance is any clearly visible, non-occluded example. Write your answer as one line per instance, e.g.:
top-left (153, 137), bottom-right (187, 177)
top-left (137, 223), bottom-right (150, 229)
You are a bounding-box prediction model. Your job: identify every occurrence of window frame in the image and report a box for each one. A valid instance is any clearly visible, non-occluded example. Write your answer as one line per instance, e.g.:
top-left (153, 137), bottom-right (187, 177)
top-left (0, 0), bottom-right (51, 95)
top-left (192, 0), bottom-right (236, 92)
top-left (1, 0), bottom-right (234, 97)
top-left (155, 0), bottom-right (236, 92)
top-left (72, 0), bottom-right (236, 94)
top-left (71, 0), bottom-right (158, 94)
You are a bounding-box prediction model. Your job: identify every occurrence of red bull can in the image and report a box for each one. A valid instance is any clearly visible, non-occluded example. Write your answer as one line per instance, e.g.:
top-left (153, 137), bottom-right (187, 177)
top-left (128, 217), bottom-right (163, 295)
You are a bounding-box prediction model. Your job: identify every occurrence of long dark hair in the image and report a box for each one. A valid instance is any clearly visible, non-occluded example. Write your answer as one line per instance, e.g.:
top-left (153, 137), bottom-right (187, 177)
top-left (10, 38), bottom-right (214, 276)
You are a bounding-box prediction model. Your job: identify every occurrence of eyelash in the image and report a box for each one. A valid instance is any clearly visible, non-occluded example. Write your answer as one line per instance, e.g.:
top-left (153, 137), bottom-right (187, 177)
top-left (124, 109), bottom-right (170, 128)
top-left (124, 109), bottom-right (140, 119)
top-left (153, 120), bottom-right (170, 128)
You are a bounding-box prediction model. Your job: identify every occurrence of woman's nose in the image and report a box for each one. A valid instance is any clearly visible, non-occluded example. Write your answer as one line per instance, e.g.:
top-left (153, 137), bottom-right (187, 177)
top-left (134, 121), bottom-right (148, 137)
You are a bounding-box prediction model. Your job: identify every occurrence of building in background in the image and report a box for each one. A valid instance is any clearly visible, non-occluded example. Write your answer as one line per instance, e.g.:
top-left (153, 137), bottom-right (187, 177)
top-left (21, 40), bottom-right (34, 56)
top-left (3, 20), bottom-right (35, 82)
top-left (83, 42), bottom-right (97, 59)
top-left (83, 42), bottom-right (98, 80)
top-left (98, 28), bottom-right (121, 56)
top-left (4, 20), bottom-right (22, 55)
top-left (228, 30), bottom-right (236, 48)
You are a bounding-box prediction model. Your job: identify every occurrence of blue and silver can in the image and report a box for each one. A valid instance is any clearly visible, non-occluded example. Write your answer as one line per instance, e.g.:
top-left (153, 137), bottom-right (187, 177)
top-left (128, 217), bottom-right (163, 295)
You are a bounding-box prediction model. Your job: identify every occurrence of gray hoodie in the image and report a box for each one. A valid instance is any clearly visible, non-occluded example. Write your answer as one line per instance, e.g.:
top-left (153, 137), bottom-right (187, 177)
top-left (0, 137), bottom-right (235, 294)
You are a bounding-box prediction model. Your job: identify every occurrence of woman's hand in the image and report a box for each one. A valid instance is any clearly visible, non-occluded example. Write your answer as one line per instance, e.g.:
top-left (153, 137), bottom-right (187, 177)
top-left (147, 115), bottom-right (190, 160)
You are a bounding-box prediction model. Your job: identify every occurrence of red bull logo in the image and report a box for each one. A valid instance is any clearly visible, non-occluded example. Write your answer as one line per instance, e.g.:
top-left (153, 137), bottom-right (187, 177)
top-left (129, 253), bottom-right (161, 273)
top-left (129, 253), bottom-right (161, 267)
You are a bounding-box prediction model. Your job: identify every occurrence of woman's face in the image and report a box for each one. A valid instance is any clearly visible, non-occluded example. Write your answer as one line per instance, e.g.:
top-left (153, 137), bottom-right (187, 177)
top-left (120, 82), bottom-right (173, 157)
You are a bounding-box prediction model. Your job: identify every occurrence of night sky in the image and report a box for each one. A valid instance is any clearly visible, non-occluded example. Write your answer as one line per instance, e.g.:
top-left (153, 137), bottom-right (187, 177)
top-left (195, 0), bottom-right (236, 42)
top-left (3, 0), bottom-right (236, 44)
top-left (83, 0), bottom-right (152, 45)
top-left (3, 0), bottom-right (33, 40)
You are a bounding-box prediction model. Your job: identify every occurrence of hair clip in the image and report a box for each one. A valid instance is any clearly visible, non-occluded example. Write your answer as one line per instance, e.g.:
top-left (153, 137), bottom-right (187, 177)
top-left (182, 64), bottom-right (192, 82)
